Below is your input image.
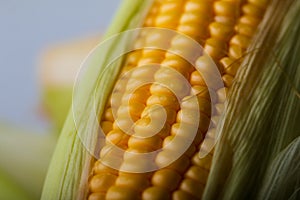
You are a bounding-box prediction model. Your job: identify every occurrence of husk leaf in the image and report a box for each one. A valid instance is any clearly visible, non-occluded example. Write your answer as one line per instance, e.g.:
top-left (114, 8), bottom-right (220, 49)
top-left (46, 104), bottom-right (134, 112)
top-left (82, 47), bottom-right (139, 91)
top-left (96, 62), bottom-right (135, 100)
top-left (203, 0), bottom-right (300, 199)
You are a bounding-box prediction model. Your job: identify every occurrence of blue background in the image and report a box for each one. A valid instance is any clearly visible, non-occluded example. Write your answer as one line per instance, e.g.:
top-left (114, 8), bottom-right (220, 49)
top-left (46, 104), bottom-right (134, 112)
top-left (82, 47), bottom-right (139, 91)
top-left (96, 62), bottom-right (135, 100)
top-left (0, 0), bottom-right (121, 129)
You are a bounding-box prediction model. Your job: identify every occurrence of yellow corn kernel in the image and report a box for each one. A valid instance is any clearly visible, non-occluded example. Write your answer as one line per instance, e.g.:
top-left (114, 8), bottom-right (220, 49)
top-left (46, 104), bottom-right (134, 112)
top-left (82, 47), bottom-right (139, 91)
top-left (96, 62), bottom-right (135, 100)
top-left (184, 143), bottom-right (197, 158)
top-left (146, 94), bottom-right (180, 110)
top-left (103, 107), bottom-right (114, 122)
top-left (214, 1), bottom-right (239, 17)
top-left (128, 135), bottom-right (163, 151)
top-left (106, 129), bottom-right (129, 148)
top-left (110, 91), bottom-right (123, 108)
top-left (125, 79), bottom-right (152, 92)
top-left (239, 15), bottom-right (261, 27)
top-left (222, 74), bottom-right (234, 87)
top-left (192, 153), bottom-right (212, 171)
top-left (120, 155), bottom-right (156, 173)
top-left (141, 105), bottom-right (177, 124)
top-left (209, 22), bottom-right (234, 41)
top-left (154, 66), bottom-right (189, 82)
top-left (100, 145), bottom-right (124, 166)
top-left (230, 34), bottom-right (251, 49)
top-left (166, 155), bottom-right (190, 174)
top-left (180, 12), bottom-right (210, 27)
top-left (122, 89), bottom-right (151, 105)
top-left (155, 78), bottom-right (190, 99)
top-left (195, 55), bottom-right (222, 86)
top-left (134, 118), bottom-right (171, 139)
top-left (216, 87), bottom-right (228, 102)
top-left (177, 109), bottom-right (210, 133)
top-left (149, 84), bottom-right (175, 98)
top-left (204, 38), bottom-right (227, 60)
top-left (100, 121), bottom-right (113, 135)
top-left (159, 1), bottom-right (184, 14)
top-left (178, 24), bottom-right (209, 40)
top-left (125, 51), bottom-right (143, 66)
top-left (235, 21), bottom-right (257, 37)
top-left (142, 186), bottom-right (171, 200)
top-left (190, 71), bottom-right (206, 86)
top-left (115, 173), bottom-right (150, 191)
top-left (152, 169), bottom-right (181, 191)
top-left (184, 0), bottom-right (213, 14)
top-left (93, 161), bottom-right (118, 175)
top-left (171, 122), bottom-right (204, 145)
top-left (185, 165), bottom-right (209, 185)
top-left (112, 118), bottom-right (135, 133)
top-left (214, 15), bottom-right (236, 26)
top-left (106, 186), bottom-right (139, 200)
top-left (89, 174), bottom-right (117, 193)
top-left (117, 103), bottom-right (145, 119)
top-left (179, 178), bottom-right (204, 199)
top-left (194, 86), bottom-right (218, 103)
top-left (249, 0), bottom-right (268, 9)
top-left (162, 56), bottom-right (193, 74)
top-left (229, 44), bottom-right (243, 59)
top-left (242, 3), bottom-right (264, 18)
top-left (130, 65), bottom-right (157, 79)
top-left (181, 96), bottom-right (212, 117)
top-left (88, 193), bottom-right (106, 200)
top-left (155, 150), bottom-right (176, 168)
top-left (220, 57), bottom-right (240, 76)
top-left (173, 190), bottom-right (198, 200)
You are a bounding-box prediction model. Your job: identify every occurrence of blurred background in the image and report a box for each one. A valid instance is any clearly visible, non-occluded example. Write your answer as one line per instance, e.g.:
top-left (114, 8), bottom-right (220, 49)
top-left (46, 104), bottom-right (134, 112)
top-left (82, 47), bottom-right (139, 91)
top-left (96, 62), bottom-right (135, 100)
top-left (0, 0), bottom-right (121, 199)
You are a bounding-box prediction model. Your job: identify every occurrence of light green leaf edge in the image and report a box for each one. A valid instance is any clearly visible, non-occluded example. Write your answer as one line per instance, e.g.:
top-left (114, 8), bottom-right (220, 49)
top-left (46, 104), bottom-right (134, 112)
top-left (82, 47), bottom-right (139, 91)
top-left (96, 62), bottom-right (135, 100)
top-left (41, 1), bottom-right (154, 200)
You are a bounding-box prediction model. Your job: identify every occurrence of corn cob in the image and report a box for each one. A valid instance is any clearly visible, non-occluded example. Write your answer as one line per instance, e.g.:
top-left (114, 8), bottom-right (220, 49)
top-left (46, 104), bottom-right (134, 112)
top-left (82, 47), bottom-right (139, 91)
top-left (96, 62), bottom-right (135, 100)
top-left (86, 0), bottom-right (268, 200)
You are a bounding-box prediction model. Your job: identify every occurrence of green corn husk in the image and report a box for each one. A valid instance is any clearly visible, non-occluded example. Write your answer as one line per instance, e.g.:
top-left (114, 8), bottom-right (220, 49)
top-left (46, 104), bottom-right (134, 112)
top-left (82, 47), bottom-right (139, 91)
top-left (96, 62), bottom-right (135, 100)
top-left (203, 0), bottom-right (300, 199)
top-left (41, 1), bottom-right (154, 199)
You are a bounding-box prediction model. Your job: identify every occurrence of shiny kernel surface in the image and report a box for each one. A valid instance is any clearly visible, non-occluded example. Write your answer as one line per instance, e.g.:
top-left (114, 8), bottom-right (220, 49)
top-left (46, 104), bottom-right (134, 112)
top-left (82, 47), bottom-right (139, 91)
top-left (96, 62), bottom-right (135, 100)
top-left (106, 186), bottom-right (139, 200)
top-left (179, 178), bottom-right (204, 198)
top-left (115, 173), bottom-right (150, 191)
top-left (89, 174), bottom-right (117, 193)
top-left (142, 186), bottom-right (171, 200)
top-left (186, 165), bottom-right (209, 184)
top-left (152, 169), bottom-right (181, 191)
top-left (209, 22), bottom-right (234, 41)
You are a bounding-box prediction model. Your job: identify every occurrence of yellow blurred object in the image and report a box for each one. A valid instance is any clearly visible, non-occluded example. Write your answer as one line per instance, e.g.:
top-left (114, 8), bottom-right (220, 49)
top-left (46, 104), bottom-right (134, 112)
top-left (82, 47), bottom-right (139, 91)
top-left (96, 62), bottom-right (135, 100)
top-left (38, 35), bottom-right (101, 130)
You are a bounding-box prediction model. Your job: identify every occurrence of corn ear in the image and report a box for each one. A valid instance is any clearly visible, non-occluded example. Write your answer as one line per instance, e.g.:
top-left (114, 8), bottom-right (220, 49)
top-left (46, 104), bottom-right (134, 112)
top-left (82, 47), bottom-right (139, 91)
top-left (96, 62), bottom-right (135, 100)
top-left (42, 0), bottom-right (300, 199)
top-left (204, 0), bottom-right (300, 199)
